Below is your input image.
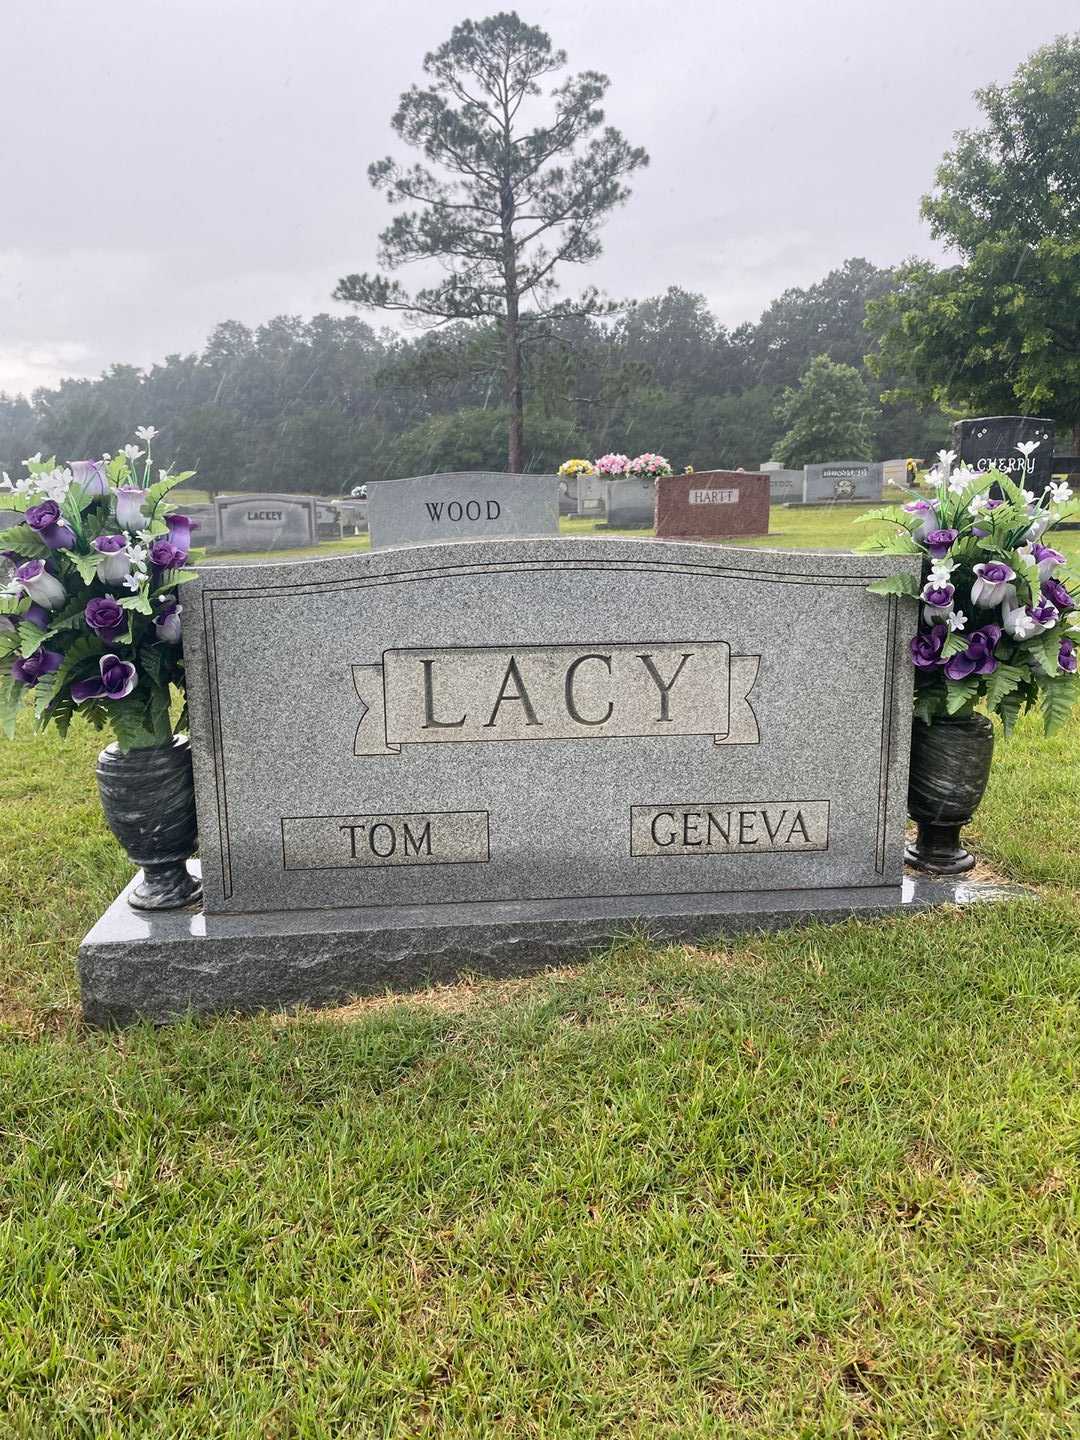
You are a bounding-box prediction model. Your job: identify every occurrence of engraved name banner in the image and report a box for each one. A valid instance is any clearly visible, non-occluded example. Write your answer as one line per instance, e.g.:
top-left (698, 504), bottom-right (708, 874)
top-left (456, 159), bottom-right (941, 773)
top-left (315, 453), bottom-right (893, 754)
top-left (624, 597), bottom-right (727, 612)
top-left (689, 488), bottom-right (739, 505)
top-left (352, 641), bottom-right (760, 756)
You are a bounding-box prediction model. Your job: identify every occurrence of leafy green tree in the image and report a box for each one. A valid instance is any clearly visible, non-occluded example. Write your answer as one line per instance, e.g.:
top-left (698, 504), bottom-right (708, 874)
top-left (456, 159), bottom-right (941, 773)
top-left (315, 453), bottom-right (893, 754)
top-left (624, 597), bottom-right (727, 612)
top-left (867, 35), bottom-right (1080, 448)
top-left (773, 355), bottom-right (876, 466)
top-left (333, 11), bottom-right (647, 472)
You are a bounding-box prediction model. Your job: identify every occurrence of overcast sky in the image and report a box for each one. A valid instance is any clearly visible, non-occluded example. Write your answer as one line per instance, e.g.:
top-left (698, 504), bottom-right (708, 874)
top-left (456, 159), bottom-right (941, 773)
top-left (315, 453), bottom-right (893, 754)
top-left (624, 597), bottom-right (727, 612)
top-left (2, 0), bottom-right (1076, 397)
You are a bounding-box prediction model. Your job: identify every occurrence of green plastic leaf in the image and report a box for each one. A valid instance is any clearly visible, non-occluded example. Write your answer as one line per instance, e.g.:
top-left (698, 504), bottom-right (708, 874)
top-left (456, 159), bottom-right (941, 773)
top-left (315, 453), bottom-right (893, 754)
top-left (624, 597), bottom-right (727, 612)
top-left (867, 572), bottom-right (921, 598)
top-left (983, 662), bottom-right (1026, 714)
top-left (945, 675), bottom-right (979, 716)
top-left (1040, 675), bottom-right (1080, 736)
top-left (0, 525), bottom-right (45, 559)
top-left (941, 630), bottom-right (968, 659)
top-left (1026, 630), bottom-right (1061, 678)
top-left (0, 675), bottom-right (23, 739)
top-left (67, 550), bottom-right (103, 585)
top-left (119, 588), bottom-right (153, 616)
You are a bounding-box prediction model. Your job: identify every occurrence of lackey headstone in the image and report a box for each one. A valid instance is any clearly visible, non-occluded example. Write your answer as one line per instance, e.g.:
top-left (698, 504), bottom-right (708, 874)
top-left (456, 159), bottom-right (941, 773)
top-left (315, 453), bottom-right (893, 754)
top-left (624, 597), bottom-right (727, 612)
top-left (605, 478), bottom-right (655, 527)
top-left (78, 536), bottom-right (920, 1024)
top-left (655, 471), bottom-right (770, 541)
top-left (803, 461), bottom-right (884, 503)
top-left (953, 416), bottom-right (1055, 496)
top-left (215, 494), bottom-right (317, 552)
top-left (368, 472), bottom-right (559, 549)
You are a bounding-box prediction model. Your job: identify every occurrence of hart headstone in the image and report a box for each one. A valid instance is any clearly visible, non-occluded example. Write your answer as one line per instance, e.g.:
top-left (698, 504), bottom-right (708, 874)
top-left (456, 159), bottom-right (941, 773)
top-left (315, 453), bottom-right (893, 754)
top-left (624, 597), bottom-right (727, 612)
top-left (78, 536), bottom-right (920, 1024)
top-left (655, 471), bottom-right (770, 540)
top-left (215, 494), bottom-right (317, 552)
top-left (803, 461), bottom-right (883, 504)
top-left (953, 416), bottom-right (1055, 495)
top-left (368, 472), bottom-right (559, 550)
top-left (604, 477), bottom-right (655, 527)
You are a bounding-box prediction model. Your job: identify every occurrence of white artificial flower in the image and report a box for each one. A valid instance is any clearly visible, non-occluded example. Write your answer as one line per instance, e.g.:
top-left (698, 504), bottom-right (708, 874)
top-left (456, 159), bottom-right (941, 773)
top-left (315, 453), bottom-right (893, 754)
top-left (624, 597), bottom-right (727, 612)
top-left (1049, 480), bottom-right (1073, 505)
top-left (134, 426), bottom-right (158, 443)
top-left (127, 543), bottom-right (148, 566)
top-left (1003, 605), bottom-right (1040, 640)
top-left (121, 444), bottom-right (144, 463)
top-left (1019, 487), bottom-right (1035, 506)
top-left (969, 493), bottom-right (992, 514)
top-left (23, 452), bottom-right (41, 466)
top-left (936, 448), bottom-right (957, 472)
top-left (1016, 440), bottom-right (1041, 458)
top-left (929, 557), bottom-right (957, 580)
top-left (947, 609), bottom-right (968, 632)
top-left (33, 467), bottom-right (73, 504)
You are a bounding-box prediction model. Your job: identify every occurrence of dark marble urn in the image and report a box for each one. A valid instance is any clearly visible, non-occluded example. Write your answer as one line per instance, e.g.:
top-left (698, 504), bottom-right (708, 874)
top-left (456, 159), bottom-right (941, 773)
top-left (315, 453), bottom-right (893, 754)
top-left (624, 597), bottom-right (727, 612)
top-left (906, 714), bottom-right (994, 874)
top-left (96, 735), bottom-right (202, 910)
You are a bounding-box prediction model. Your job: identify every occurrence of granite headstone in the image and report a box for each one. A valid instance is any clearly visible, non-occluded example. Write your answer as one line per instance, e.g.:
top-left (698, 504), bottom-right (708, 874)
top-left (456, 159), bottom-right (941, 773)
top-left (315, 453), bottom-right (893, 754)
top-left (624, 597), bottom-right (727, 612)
top-left (655, 471), bottom-right (769, 540)
top-left (953, 416), bottom-right (1055, 496)
top-left (368, 472), bottom-right (559, 550)
top-left (334, 499), bottom-right (369, 535)
top-left (215, 494), bottom-right (317, 552)
top-left (576, 474), bottom-right (606, 516)
top-left (183, 504), bottom-right (218, 551)
top-left (759, 462), bottom-right (804, 505)
top-left (803, 461), bottom-right (883, 504)
top-left (604, 477), bottom-right (655, 527)
top-left (79, 536), bottom-right (919, 1023)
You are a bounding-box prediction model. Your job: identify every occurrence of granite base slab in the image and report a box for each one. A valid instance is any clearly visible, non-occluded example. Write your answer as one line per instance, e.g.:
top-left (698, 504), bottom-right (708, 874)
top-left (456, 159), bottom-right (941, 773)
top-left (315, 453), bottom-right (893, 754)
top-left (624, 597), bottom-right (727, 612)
top-left (78, 863), bottom-right (1035, 1026)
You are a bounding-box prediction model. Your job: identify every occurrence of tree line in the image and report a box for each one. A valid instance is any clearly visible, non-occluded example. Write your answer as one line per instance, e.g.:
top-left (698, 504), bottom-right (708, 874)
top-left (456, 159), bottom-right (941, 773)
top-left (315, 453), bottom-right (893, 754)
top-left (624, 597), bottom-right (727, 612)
top-left (0, 259), bottom-right (948, 495)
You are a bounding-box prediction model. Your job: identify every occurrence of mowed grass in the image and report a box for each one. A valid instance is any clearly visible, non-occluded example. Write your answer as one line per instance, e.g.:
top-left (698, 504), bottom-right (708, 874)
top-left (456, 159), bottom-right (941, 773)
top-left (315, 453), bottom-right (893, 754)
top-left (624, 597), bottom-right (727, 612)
top-left (2, 504), bottom-right (1080, 1435)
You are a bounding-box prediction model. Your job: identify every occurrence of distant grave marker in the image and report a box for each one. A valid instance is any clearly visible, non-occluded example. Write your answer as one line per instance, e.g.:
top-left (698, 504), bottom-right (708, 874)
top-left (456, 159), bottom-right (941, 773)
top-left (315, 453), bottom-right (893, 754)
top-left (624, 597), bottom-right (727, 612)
top-left (367, 472), bottom-right (559, 549)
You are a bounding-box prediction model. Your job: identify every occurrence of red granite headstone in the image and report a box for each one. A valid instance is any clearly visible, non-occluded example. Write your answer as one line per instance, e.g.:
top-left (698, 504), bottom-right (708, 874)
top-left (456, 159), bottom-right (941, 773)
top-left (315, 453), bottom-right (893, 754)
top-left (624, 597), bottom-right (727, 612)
top-left (654, 470), bottom-right (770, 540)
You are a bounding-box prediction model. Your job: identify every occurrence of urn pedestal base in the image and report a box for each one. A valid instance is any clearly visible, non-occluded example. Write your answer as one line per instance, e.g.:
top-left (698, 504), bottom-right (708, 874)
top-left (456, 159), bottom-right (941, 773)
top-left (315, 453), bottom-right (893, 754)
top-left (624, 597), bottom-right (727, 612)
top-left (78, 863), bottom-right (1033, 1027)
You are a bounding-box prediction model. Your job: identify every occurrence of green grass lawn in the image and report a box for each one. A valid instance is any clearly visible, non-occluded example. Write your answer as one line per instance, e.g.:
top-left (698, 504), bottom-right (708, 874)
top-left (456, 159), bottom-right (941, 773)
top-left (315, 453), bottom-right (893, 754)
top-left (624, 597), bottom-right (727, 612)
top-left (3, 505), bottom-right (1080, 1436)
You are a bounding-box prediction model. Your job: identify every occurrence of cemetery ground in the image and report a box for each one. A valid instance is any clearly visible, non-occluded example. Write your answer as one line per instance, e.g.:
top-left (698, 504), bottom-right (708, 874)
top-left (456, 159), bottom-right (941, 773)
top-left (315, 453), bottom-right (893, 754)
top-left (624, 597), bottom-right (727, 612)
top-left (2, 510), bottom-right (1080, 1435)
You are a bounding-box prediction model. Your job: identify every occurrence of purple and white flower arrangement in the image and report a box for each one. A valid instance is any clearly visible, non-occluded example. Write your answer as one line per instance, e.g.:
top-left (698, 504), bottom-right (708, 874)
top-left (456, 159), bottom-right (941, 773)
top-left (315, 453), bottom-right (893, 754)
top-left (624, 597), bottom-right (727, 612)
top-left (860, 446), bottom-right (1080, 735)
top-left (0, 430), bottom-right (198, 750)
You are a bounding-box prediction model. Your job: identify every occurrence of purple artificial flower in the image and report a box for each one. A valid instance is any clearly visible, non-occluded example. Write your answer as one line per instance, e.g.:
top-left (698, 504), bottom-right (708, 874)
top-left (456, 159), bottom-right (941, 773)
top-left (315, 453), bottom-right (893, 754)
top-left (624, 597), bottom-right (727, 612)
top-left (13, 559), bottom-right (66, 610)
top-left (984, 498), bottom-right (1003, 510)
top-left (1042, 577), bottom-right (1074, 613)
top-left (165, 513), bottom-right (194, 553)
top-left (903, 499), bottom-right (935, 515)
top-left (944, 625), bottom-right (1001, 680)
top-left (153, 599), bottom-right (183, 644)
top-left (69, 460), bottom-right (109, 498)
top-left (115, 486), bottom-right (148, 530)
top-left (147, 537), bottom-right (186, 571)
top-left (910, 624), bottom-right (947, 669)
top-left (24, 499), bottom-right (76, 551)
top-left (971, 560), bottom-right (1015, 608)
top-left (1059, 638), bottom-right (1078, 674)
top-left (71, 654), bottom-right (138, 704)
top-left (92, 533), bottom-right (132, 586)
top-left (1030, 597), bottom-right (1059, 629)
top-left (84, 595), bottom-right (126, 642)
top-left (1034, 544), bottom-right (1066, 581)
top-left (22, 602), bottom-right (50, 629)
top-left (921, 581), bottom-right (955, 615)
top-left (923, 527), bottom-right (959, 559)
top-left (11, 648), bottom-right (62, 686)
